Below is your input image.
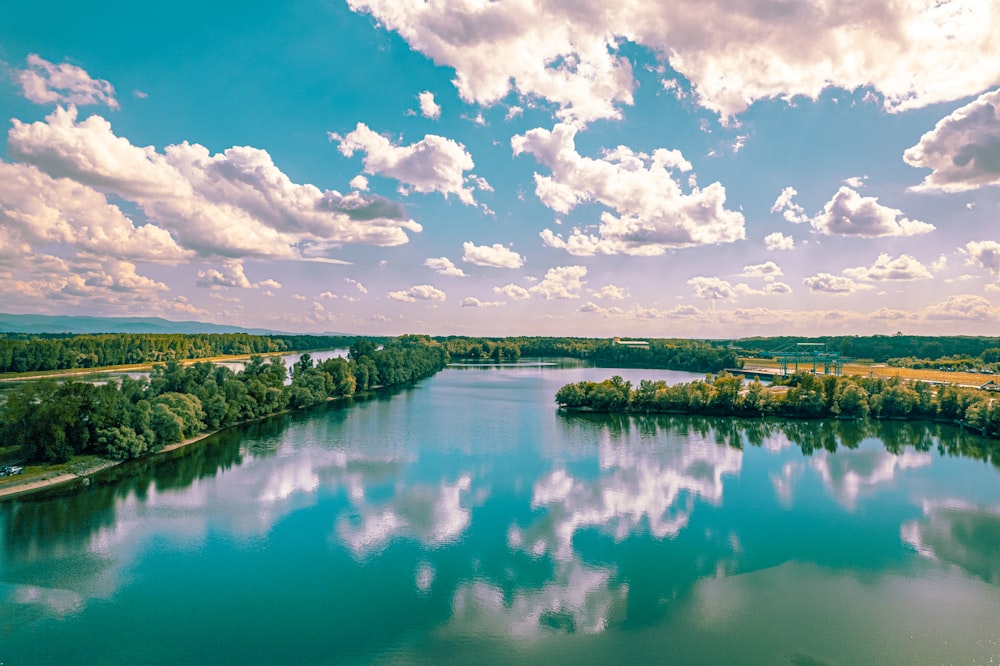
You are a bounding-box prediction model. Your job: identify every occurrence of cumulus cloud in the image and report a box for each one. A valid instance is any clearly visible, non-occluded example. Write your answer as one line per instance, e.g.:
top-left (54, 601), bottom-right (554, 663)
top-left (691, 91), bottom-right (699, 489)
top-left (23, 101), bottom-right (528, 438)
top-left (2, 253), bottom-right (177, 311)
top-left (764, 231), bottom-right (795, 251)
top-left (591, 284), bottom-right (628, 300)
top-left (424, 257), bottom-right (467, 277)
top-left (349, 1), bottom-right (998, 122)
top-left (417, 91), bottom-right (441, 119)
top-left (802, 273), bottom-right (873, 294)
top-left (529, 265), bottom-right (587, 299)
top-left (460, 297), bottom-right (505, 308)
top-left (688, 275), bottom-right (790, 300)
top-left (773, 185), bottom-right (934, 237)
top-left (493, 283), bottom-right (531, 300)
top-left (16, 54), bottom-right (118, 109)
top-left (961, 240), bottom-right (1000, 279)
top-left (388, 284), bottom-right (447, 302)
top-left (842, 253), bottom-right (933, 282)
top-left (688, 276), bottom-right (736, 300)
top-left (7, 107), bottom-right (421, 259)
top-left (923, 294), bottom-right (997, 321)
top-left (741, 261), bottom-right (783, 278)
top-left (349, 174), bottom-right (369, 191)
top-left (763, 280), bottom-right (793, 295)
top-left (345, 278), bottom-right (368, 294)
top-left (332, 122), bottom-right (487, 205)
top-left (516, 123), bottom-right (745, 255)
top-left (196, 261), bottom-right (253, 288)
top-left (0, 161), bottom-right (189, 263)
top-left (195, 260), bottom-right (280, 289)
top-left (770, 187), bottom-right (809, 224)
top-left (904, 89), bottom-right (1000, 191)
top-left (461, 242), bottom-right (524, 268)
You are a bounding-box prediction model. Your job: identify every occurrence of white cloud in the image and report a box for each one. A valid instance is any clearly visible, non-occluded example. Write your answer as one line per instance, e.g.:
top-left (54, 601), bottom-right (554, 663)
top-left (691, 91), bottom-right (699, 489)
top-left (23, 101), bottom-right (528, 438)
top-left (349, 174), bottom-right (369, 191)
top-left (688, 275), bottom-right (790, 300)
top-left (504, 106), bottom-right (524, 121)
top-left (7, 107), bottom-right (421, 259)
top-left (196, 261), bottom-right (253, 288)
top-left (516, 123), bottom-right (745, 255)
top-left (494, 284), bottom-right (531, 300)
top-left (770, 186), bottom-right (809, 224)
top-left (195, 260), bottom-right (280, 290)
top-left (388, 284), bottom-right (447, 302)
top-left (350, 1), bottom-right (999, 122)
top-left (590, 284), bottom-right (628, 300)
top-left (16, 55), bottom-right (118, 109)
top-left (345, 278), bottom-right (368, 294)
top-left (688, 276), bottom-right (737, 300)
top-left (333, 122), bottom-right (484, 205)
top-left (774, 185), bottom-right (935, 238)
top-left (961, 240), bottom-right (1000, 279)
top-left (0, 161), bottom-right (189, 263)
top-left (424, 257), bottom-right (467, 277)
top-left (931, 255), bottom-right (949, 272)
top-left (417, 91), bottom-right (441, 119)
top-left (842, 253), bottom-right (933, 282)
top-left (763, 280), bottom-right (793, 295)
top-left (904, 89), bottom-right (1000, 192)
top-left (922, 294), bottom-right (997, 322)
top-left (460, 297), bottom-right (505, 308)
top-left (529, 265), bottom-right (587, 300)
top-left (461, 242), bottom-right (524, 269)
top-left (802, 273), bottom-right (873, 294)
top-left (764, 231), bottom-right (795, 251)
top-left (741, 261), bottom-right (783, 278)
top-left (843, 175), bottom-right (868, 188)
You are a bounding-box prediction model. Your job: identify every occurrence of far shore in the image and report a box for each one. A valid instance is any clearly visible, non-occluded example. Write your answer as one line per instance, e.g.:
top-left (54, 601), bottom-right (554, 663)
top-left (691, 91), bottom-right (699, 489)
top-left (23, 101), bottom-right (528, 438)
top-left (0, 349), bottom-right (320, 383)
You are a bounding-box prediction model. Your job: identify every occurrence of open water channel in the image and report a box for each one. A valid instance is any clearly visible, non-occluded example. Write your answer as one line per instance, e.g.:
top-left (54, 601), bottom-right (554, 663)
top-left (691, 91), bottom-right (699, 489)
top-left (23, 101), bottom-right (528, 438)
top-left (2, 361), bottom-right (999, 664)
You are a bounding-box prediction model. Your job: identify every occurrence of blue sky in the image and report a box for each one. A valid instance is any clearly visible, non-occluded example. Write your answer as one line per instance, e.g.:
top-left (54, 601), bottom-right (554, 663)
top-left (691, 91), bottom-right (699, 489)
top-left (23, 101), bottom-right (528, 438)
top-left (1, 0), bottom-right (999, 336)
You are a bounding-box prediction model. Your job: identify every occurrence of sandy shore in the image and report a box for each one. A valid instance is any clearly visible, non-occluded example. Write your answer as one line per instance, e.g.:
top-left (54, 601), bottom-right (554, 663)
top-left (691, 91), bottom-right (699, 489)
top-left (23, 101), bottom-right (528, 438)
top-left (0, 430), bottom-right (218, 501)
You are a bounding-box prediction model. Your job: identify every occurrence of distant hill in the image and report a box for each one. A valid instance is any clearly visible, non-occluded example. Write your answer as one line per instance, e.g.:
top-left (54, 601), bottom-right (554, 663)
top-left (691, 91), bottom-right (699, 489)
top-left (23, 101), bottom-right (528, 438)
top-left (0, 313), bottom-right (341, 336)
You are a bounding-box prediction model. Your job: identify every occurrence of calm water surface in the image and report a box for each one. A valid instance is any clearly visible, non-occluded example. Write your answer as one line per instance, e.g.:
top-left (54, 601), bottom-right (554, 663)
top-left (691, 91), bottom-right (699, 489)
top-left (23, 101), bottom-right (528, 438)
top-left (2, 363), bottom-right (1000, 664)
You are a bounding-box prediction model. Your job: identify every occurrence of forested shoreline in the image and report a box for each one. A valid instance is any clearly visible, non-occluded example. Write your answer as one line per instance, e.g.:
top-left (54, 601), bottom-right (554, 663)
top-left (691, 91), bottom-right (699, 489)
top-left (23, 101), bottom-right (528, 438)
top-left (8, 331), bottom-right (1000, 377)
top-left (555, 371), bottom-right (1000, 441)
top-left (0, 336), bottom-right (447, 464)
top-left (0, 333), bottom-right (369, 374)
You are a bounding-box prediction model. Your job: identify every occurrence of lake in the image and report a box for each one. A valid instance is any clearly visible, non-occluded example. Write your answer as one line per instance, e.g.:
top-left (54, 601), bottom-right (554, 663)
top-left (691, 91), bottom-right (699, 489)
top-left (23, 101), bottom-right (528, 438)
top-left (2, 362), bottom-right (999, 664)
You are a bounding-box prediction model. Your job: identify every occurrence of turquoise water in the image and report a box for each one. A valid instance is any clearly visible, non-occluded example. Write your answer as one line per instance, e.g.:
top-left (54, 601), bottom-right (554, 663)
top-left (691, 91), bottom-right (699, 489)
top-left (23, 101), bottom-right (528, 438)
top-left (2, 363), bottom-right (999, 664)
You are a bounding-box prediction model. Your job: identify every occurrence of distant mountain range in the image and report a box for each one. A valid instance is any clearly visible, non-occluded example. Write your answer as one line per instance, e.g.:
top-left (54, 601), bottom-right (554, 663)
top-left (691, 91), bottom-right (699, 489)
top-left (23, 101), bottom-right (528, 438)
top-left (0, 313), bottom-right (345, 336)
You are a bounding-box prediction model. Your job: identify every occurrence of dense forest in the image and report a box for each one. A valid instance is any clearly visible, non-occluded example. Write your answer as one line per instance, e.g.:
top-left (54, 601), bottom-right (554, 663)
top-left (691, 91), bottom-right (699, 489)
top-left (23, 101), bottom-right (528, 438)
top-left (0, 333), bottom-right (369, 374)
top-left (733, 334), bottom-right (1000, 365)
top-left (439, 336), bottom-right (738, 372)
top-left (0, 336), bottom-right (447, 464)
top-left (555, 371), bottom-right (1000, 443)
top-left (6, 331), bottom-right (1000, 377)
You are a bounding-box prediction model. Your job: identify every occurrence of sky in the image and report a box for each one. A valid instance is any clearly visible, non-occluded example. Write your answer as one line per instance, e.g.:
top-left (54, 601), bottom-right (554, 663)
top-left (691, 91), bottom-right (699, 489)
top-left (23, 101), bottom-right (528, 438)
top-left (1, 1), bottom-right (999, 337)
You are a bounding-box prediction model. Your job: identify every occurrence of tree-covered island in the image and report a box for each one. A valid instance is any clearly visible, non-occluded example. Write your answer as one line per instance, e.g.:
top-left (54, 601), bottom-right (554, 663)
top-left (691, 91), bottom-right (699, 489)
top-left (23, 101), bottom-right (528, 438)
top-left (556, 371), bottom-right (1000, 440)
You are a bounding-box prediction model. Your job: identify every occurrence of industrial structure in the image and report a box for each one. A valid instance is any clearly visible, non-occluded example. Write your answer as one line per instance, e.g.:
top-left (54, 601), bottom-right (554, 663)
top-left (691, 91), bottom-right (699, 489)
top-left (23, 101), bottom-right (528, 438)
top-left (768, 342), bottom-right (846, 377)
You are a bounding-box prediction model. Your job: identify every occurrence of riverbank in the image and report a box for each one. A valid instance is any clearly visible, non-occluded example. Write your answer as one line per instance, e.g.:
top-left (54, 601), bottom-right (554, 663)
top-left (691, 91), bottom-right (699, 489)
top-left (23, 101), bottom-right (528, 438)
top-left (0, 430), bottom-right (220, 501)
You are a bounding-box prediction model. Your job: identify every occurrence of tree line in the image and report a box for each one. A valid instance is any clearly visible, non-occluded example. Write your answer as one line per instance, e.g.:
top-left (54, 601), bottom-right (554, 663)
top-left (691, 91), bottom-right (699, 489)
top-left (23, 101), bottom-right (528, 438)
top-left (556, 371), bottom-right (1000, 439)
top-left (0, 333), bottom-right (367, 374)
top-left (437, 336), bottom-right (738, 372)
top-left (734, 334), bottom-right (1000, 364)
top-left (0, 336), bottom-right (447, 464)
